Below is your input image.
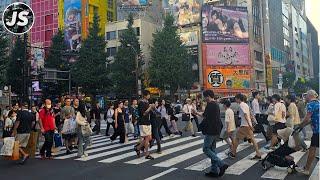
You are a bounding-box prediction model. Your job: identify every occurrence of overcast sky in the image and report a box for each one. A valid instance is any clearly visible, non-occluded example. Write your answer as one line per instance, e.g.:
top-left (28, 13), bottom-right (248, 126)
top-left (305, 0), bottom-right (320, 45)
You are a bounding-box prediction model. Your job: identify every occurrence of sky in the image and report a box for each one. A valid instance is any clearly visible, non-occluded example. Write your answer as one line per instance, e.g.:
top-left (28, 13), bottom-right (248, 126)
top-left (305, 0), bottom-right (320, 45)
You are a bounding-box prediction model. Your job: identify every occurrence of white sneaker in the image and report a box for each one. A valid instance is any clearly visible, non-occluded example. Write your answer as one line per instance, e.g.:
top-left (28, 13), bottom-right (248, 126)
top-left (84, 152), bottom-right (88, 157)
top-left (80, 155), bottom-right (86, 158)
top-left (170, 134), bottom-right (175, 137)
top-left (296, 167), bottom-right (310, 176)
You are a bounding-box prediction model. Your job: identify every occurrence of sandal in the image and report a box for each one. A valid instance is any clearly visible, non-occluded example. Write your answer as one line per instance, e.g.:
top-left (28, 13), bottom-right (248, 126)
top-left (250, 155), bottom-right (262, 160)
top-left (145, 155), bottom-right (154, 160)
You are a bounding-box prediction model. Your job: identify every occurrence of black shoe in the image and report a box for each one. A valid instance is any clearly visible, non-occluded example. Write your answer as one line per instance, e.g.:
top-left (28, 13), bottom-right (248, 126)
top-left (145, 155), bottom-right (154, 160)
top-left (66, 150), bottom-right (72, 155)
top-left (106, 134), bottom-right (110, 136)
top-left (69, 146), bottom-right (73, 151)
top-left (19, 155), bottom-right (29, 165)
top-left (205, 172), bottom-right (219, 177)
top-left (191, 134), bottom-right (196, 137)
top-left (219, 164), bottom-right (229, 176)
top-left (227, 152), bottom-right (235, 159)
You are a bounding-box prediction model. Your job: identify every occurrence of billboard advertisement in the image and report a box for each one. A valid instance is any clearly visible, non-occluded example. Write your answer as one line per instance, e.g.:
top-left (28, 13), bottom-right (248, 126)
top-left (265, 53), bottom-right (273, 86)
top-left (162, 0), bottom-right (201, 26)
top-left (120, 0), bottom-right (148, 6)
top-left (203, 44), bottom-right (249, 65)
top-left (202, 5), bottom-right (248, 43)
top-left (205, 68), bottom-right (251, 89)
top-left (179, 31), bottom-right (198, 46)
top-left (30, 43), bottom-right (44, 75)
top-left (64, 0), bottom-right (81, 50)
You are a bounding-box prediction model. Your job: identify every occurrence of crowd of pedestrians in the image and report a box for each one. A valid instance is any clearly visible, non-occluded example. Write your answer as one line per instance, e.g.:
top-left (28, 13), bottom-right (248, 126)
top-left (0, 89), bottom-right (318, 178)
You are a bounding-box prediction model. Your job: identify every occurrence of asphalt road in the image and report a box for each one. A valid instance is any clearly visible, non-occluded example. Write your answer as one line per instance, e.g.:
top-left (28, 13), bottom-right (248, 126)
top-left (0, 118), bottom-right (318, 180)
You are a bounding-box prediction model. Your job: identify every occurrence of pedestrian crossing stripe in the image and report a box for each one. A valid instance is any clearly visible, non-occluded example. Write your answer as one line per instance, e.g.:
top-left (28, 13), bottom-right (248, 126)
top-left (42, 133), bottom-right (318, 180)
top-left (99, 136), bottom-right (201, 163)
top-left (185, 138), bottom-right (264, 171)
top-left (76, 135), bottom-right (180, 161)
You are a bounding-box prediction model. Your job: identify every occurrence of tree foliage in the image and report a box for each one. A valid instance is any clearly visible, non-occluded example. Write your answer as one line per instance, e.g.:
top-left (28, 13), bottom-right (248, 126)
top-left (6, 36), bottom-right (24, 96)
top-left (72, 14), bottom-right (110, 97)
top-left (149, 14), bottom-right (193, 96)
top-left (111, 14), bottom-right (141, 98)
top-left (0, 25), bottom-right (9, 88)
top-left (283, 72), bottom-right (296, 89)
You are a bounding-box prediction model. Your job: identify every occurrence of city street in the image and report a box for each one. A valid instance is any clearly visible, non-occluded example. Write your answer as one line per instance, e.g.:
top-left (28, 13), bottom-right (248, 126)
top-left (0, 120), bottom-right (318, 180)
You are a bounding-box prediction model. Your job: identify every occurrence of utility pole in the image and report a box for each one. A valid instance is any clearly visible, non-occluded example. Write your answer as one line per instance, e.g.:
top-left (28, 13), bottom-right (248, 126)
top-left (23, 33), bottom-right (27, 103)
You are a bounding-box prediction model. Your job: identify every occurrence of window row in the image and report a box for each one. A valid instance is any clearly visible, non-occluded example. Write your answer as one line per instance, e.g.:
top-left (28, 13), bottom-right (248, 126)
top-left (106, 27), bottom-right (140, 40)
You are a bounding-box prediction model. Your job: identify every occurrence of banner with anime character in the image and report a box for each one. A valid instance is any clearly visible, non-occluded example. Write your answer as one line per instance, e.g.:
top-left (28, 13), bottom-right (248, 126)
top-left (64, 0), bottom-right (81, 50)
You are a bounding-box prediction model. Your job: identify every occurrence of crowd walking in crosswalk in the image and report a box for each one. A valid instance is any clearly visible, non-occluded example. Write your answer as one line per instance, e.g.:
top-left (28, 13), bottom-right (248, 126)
top-left (0, 89), bottom-right (319, 180)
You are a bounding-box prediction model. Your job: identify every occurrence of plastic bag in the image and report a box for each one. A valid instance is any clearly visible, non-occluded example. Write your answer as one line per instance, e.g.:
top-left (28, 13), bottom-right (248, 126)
top-left (288, 135), bottom-right (296, 148)
top-left (0, 137), bottom-right (15, 156)
top-left (62, 118), bottom-right (77, 134)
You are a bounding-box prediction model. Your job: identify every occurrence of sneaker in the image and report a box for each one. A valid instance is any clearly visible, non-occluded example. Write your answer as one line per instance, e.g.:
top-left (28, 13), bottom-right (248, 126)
top-left (19, 155), bottom-right (29, 165)
top-left (296, 167), bottom-right (310, 176)
top-left (205, 172), bottom-right (219, 177)
top-left (84, 152), bottom-right (88, 157)
top-left (227, 152), bottom-right (236, 159)
top-left (66, 150), bottom-right (72, 155)
top-left (191, 134), bottom-right (196, 137)
top-left (170, 134), bottom-right (175, 137)
top-left (145, 155), bottom-right (154, 160)
top-left (80, 155), bottom-right (86, 158)
top-left (219, 164), bottom-right (229, 176)
top-left (250, 155), bottom-right (262, 160)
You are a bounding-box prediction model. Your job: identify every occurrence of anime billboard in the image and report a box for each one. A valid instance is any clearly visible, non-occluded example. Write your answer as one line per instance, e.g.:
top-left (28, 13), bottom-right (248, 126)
top-left (64, 0), bottom-right (81, 50)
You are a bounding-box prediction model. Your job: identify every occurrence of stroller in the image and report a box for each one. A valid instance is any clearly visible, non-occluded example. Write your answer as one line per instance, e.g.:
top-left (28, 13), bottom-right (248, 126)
top-left (261, 127), bottom-right (302, 173)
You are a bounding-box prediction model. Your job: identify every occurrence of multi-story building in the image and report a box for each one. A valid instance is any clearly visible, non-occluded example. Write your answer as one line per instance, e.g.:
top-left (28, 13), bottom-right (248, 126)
top-left (105, 18), bottom-right (160, 67)
top-left (307, 18), bottom-right (319, 79)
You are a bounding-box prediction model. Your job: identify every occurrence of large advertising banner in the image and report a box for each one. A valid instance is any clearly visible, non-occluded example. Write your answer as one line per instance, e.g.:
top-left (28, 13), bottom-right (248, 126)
top-left (162, 0), bottom-right (201, 26)
top-left (30, 43), bottom-right (44, 76)
top-left (179, 31), bottom-right (198, 46)
top-left (205, 68), bottom-right (251, 89)
top-left (265, 53), bottom-right (273, 86)
top-left (203, 44), bottom-right (249, 65)
top-left (202, 5), bottom-right (248, 43)
top-left (64, 0), bottom-right (81, 50)
top-left (120, 0), bottom-right (148, 6)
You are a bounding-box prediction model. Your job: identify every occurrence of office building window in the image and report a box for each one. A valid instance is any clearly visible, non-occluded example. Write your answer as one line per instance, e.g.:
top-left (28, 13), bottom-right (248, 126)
top-left (45, 30), bottom-right (53, 41)
top-left (108, 0), bottom-right (114, 9)
top-left (107, 11), bottom-right (114, 22)
top-left (284, 39), bottom-right (290, 48)
top-left (254, 51), bottom-right (263, 62)
top-left (118, 29), bottom-right (126, 38)
top-left (107, 47), bottom-right (117, 57)
top-left (45, 14), bottom-right (53, 25)
top-left (283, 27), bottom-right (289, 37)
top-left (106, 31), bottom-right (116, 40)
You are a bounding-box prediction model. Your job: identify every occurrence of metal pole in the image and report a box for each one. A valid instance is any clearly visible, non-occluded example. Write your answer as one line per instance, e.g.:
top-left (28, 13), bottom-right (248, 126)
top-left (23, 34), bottom-right (27, 102)
top-left (135, 54), bottom-right (139, 97)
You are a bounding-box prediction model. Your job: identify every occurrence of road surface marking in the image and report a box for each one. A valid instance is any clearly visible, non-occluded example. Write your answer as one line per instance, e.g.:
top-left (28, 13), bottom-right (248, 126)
top-left (76, 136), bottom-right (177, 161)
top-left (144, 168), bottom-right (177, 180)
top-left (125, 138), bottom-right (203, 165)
top-left (261, 141), bottom-right (311, 179)
top-left (185, 138), bottom-right (263, 171)
top-left (153, 141), bottom-right (226, 168)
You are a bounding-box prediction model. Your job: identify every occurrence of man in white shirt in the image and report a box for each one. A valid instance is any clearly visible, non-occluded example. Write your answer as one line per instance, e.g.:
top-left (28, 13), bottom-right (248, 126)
top-left (222, 100), bottom-right (236, 151)
top-left (228, 94), bottom-right (261, 160)
top-left (182, 98), bottom-right (196, 137)
top-left (252, 92), bottom-right (269, 141)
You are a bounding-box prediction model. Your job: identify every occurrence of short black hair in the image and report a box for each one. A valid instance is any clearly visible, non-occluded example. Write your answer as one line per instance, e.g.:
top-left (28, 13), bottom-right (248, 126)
top-left (203, 90), bottom-right (215, 98)
top-left (235, 94), bottom-right (246, 102)
top-left (266, 96), bottom-right (272, 102)
top-left (252, 91), bottom-right (259, 98)
top-left (286, 95), bottom-right (296, 102)
top-left (142, 90), bottom-right (150, 97)
top-left (223, 100), bottom-right (231, 107)
top-left (272, 94), bottom-right (281, 102)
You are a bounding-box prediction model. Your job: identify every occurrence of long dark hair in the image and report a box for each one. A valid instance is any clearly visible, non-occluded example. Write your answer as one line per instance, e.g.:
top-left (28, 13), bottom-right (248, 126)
top-left (78, 102), bottom-right (86, 117)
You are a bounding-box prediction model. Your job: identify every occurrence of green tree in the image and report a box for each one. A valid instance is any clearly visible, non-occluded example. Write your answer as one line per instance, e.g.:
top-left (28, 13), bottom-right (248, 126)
top-left (111, 13), bottom-right (141, 98)
top-left (294, 78), bottom-right (309, 95)
top-left (43, 30), bottom-right (69, 97)
top-left (72, 14), bottom-right (110, 97)
top-left (282, 72), bottom-right (296, 89)
top-left (6, 36), bottom-right (25, 96)
top-left (306, 78), bottom-right (319, 93)
top-left (149, 14), bottom-right (193, 97)
top-left (0, 26), bottom-right (9, 87)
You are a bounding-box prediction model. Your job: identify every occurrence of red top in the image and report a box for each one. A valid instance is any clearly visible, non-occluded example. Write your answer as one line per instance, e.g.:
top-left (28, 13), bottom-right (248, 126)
top-left (39, 108), bottom-right (55, 131)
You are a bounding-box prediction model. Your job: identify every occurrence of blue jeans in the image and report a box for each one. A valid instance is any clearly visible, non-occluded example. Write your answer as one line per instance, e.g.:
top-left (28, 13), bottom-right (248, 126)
top-left (203, 135), bottom-right (224, 174)
top-left (134, 123), bottom-right (140, 137)
top-left (77, 130), bottom-right (90, 157)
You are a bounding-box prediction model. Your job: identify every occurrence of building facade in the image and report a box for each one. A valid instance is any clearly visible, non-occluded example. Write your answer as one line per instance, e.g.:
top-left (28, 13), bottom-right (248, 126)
top-left (307, 19), bottom-right (319, 79)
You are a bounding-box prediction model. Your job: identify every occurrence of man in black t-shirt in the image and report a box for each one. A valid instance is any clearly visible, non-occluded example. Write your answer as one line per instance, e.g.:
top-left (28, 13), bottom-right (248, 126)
top-left (134, 90), bottom-right (154, 160)
top-left (91, 102), bottom-right (102, 134)
top-left (12, 102), bottom-right (35, 164)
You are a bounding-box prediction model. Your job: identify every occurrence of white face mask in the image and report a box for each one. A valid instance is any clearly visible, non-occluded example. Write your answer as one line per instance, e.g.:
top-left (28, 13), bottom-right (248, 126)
top-left (46, 105), bottom-right (52, 109)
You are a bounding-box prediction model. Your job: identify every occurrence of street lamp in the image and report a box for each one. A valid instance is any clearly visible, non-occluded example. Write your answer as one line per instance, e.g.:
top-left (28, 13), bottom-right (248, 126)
top-left (127, 44), bottom-right (140, 97)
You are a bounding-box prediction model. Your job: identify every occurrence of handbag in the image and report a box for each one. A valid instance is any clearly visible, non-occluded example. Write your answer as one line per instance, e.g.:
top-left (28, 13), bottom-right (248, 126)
top-left (0, 137), bottom-right (15, 156)
top-left (81, 123), bottom-right (93, 137)
top-left (62, 118), bottom-right (77, 134)
top-left (54, 133), bottom-right (63, 147)
top-left (182, 105), bottom-right (191, 121)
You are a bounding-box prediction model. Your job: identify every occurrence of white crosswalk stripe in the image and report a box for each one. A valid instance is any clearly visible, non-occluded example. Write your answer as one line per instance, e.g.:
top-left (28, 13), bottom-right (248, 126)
top-left (39, 133), bottom-right (318, 180)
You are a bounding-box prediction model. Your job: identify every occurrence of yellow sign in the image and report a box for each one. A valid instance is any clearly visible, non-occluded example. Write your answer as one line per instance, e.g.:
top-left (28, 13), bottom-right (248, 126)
top-left (146, 87), bottom-right (160, 94)
top-left (265, 54), bottom-right (273, 86)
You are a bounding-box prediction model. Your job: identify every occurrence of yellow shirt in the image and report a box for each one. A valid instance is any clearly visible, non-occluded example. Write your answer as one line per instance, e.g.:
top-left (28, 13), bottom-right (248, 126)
top-left (287, 103), bottom-right (301, 127)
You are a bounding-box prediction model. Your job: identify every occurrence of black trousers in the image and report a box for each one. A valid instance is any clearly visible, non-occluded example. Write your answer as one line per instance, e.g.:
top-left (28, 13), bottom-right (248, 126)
top-left (40, 130), bottom-right (54, 157)
top-left (110, 122), bottom-right (125, 143)
top-left (151, 121), bottom-right (161, 152)
top-left (192, 115), bottom-right (200, 131)
top-left (106, 121), bottom-right (115, 136)
top-left (255, 114), bottom-right (269, 141)
top-left (94, 119), bottom-right (101, 134)
top-left (159, 118), bottom-right (172, 138)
